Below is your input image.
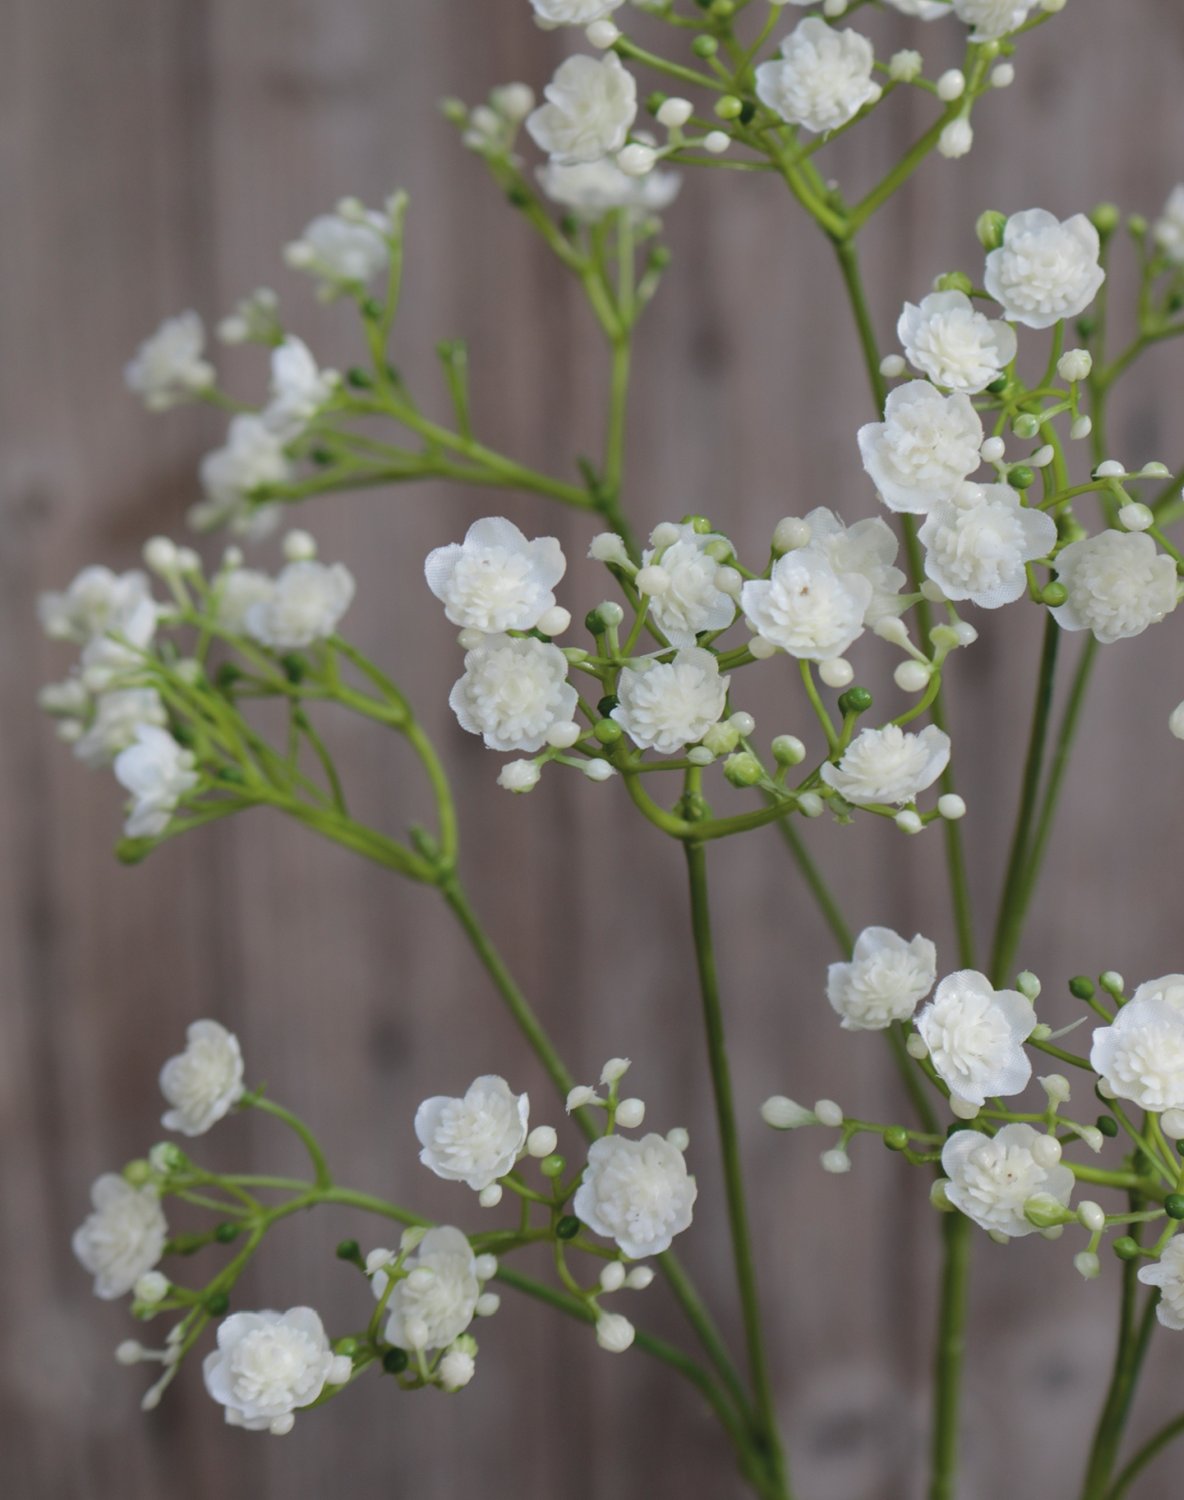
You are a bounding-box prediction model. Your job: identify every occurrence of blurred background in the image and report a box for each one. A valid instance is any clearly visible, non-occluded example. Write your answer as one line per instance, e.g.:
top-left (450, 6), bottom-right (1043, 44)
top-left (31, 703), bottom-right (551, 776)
top-left (4, 2), bottom-right (1184, 1496)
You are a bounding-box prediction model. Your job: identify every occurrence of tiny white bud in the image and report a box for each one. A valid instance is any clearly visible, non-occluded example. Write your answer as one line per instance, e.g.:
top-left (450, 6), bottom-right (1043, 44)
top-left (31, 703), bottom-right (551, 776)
top-left (134, 1271), bottom-right (170, 1306)
top-left (1016, 970), bottom-right (1042, 1001)
top-left (906, 1032), bottom-right (929, 1060)
top-left (1039, 1073), bottom-right (1071, 1105)
top-left (589, 533), bottom-right (631, 566)
top-left (1077, 1201), bottom-right (1106, 1234)
top-left (1118, 503), bottom-right (1154, 533)
top-left (269, 1412), bottom-right (296, 1436)
top-left (930, 1178), bottom-right (954, 1212)
top-left (950, 621), bottom-right (978, 648)
top-left (936, 69), bottom-right (966, 102)
top-left (888, 50), bottom-right (923, 84)
top-left (566, 1085), bottom-right (600, 1112)
top-left (798, 791), bottom-right (824, 818)
top-left (545, 722), bottom-right (582, 750)
top-left (702, 131), bottom-right (731, 155)
top-left (821, 0), bottom-right (847, 16)
top-left (1101, 971), bottom-right (1124, 994)
top-left (748, 635), bottom-right (776, 661)
top-left (1160, 1108), bottom-right (1184, 1139)
top-left (635, 565), bottom-right (670, 597)
top-left (666, 1127), bottom-right (690, 1151)
top-left (282, 529), bottom-right (317, 562)
top-left (813, 1099), bottom-right (844, 1129)
top-left (990, 62), bottom-right (1016, 88)
top-left (981, 436), bottom-right (1007, 463)
top-left (582, 759), bottom-right (617, 782)
top-left (492, 83), bottom-right (535, 122)
top-left (596, 1312), bottom-right (636, 1353)
top-left (527, 1125), bottom-right (558, 1158)
top-left (1057, 348), bottom-right (1093, 383)
top-left (937, 118), bottom-right (973, 160)
top-left (1096, 459), bottom-right (1125, 478)
top-left (626, 1266), bottom-right (655, 1290)
top-left (475, 1292), bottom-right (501, 1318)
top-left (586, 18), bottom-right (620, 47)
top-left (649, 522), bottom-right (681, 550)
top-left (657, 97), bottom-right (694, 131)
top-left (1070, 415), bottom-right (1093, 440)
top-left (327, 1354), bottom-right (354, 1386)
top-left (478, 1183), bottom-right (504, 1208)
top-left (116, 1340), bottom-right (146, 1366)
top-left (1074, 1251), bottom-right (1101, 1281)
top-left (760, 1096), bottom-right (815, 1130)
top-left (601, 1057), bottom-right (631, 1086)
top-left (729, 710), bottom-right (756, 737)
top-left (143, 536), bottom-right (179, 573)
top-left (894, 660), bottom-right (931, 694)
top-left (474, 1253), bottom-right (498, 1282)
top-left (949, 1095), bottom-right (981, 1121)
top-left (687, 746), bottom-right (715, 766)
top-left (616, 1097), bottom-right (646, 1129)
top-left (819, 658), bottom-right (854, 689)
top-left (618, 143), bottom-right (657, 178)
top-left (715, 565), bottom-right (743, 598)
top-left (937, 794), bottom-right (966, 821)
top-left (874, 616), bottom-right (911, 648)
top-left (498, 759), bottom-right (541, 794)
top-left (458, 628), bottom-right (485, 650)
top-left (599, 1261), bottom-right (627, 1293)
top-left (536, 605), bottom-right (572, 637)
top-left (408, 1267), bottom-right (436, 1292)
top-left (438, 1347), bottom-right (476, 1390)
top-left (1031, 1134), bottom-right (1063, 1168)
top-left (920, 579), bottom-right (948, 603)
top-left (879, 354), bottom-right (907, 378)
top-left (895, 810), bottom-right (924, 835)
top-left (1031, 445), bottom-right (1055, 469)
top-left (820, 1147), bottom-right (851, 1175)
top-left (773, 517), bottom-right (812, 553)
top-left (1078, 1126), bottom-right (1105, 1154)
top-left (1143, 461), bottom-right (1171, 477)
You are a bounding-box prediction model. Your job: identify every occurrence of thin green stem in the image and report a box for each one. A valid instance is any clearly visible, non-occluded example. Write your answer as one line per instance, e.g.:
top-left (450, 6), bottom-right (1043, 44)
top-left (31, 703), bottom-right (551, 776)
top-left (929, 1212), bottom-right (972, 1500)
top-left (1081, 1293), bottom-right (1160, 1499)
top-left (248, 1095), bottom-right (332, 1188)
top-left (1105, 1411), bottom-right (1184, 1499)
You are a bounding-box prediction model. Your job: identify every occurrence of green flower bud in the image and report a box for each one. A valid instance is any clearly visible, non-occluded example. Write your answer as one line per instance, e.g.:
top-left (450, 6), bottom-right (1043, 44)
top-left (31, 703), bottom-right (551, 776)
top-left (383, 1347), bottom-right (409, 1374)
top-left (1007, 465), bottom-right (1036, 491)
top-left (1094, 1115), bottom-right (1119, 1139)
top-left (310, 446), bottom-right (335, 467)
top-left (975, 211), bottom-right (1007, 251)
top-left (986, 375), bottom-right (1010, 395)
top-left (681, 514), bottom-right (713, 534)
top-left (1075, 315), bottom-right (1097, 340)
top-left (934, 271), bottom-right (973, 295)
top-left (646, 92), bottom-right (668, 117)
top-left (215, 1222), bottom-right (242, 1244)
top-left (1024, 1193), bottom-right (1071, 1229)
top-left (1091, 203), bottom-right (1121, 236)
top-left (1112, 1236), bottom-right (1141, 1262)
top-left (205, 1291), bottom-right (230, 1316)
top-left (883, 1127), bottom-right (909, 1152)
top-left (838, 687), bottom-right (873, 716)
top-left (555, 1215), bottom-right (581, 1240)
top-left (597, 695), bottom-right (620, 718)
top-left (710, 0), bottom-right (735, 15)
top-left (335, 1336), bottom-right (362, 1358)
top-left (439, 98), bottom-right (468, 127)
top-left (692, 36), bottom-right (719, 58)
top-left (594, 719), bottom-right (623, 746)
top-left (1165, 1194), bottom-right (1184, 1221)
top-left (702, 722), bottom-right (741, 757)
top-left (345, 367), bottom-right (373, 390)
top-left (148, 1142), bottom-right (188, 1174)
top-left (282, 654), bottom-right (307, 684)
top-left (1071, 977), bottom-right (1098, 1002)
top-left (122, 1159), bottom-right (154, 1186)
top-left (771, 734), bottom-right (806, 766)
top-left (1012, 413), bottom-right (1040, 440)
top-left (723, 752), bottom-right (763, 788)
top-left (540, 1153), bottom-right (566, 1179)
top-left (1127, 213), bottom-right (1148, 238)
top-left (714, 95), bottom-right (743, 120)
top-left (336, 1238), bottom-right (363, 1263)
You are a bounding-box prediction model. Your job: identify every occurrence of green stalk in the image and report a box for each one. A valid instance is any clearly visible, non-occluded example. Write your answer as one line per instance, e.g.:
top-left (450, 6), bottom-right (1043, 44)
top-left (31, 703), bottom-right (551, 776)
top-left (1104, 1411), bottom-right (1184, 1499)
top-left (1081, 1293), bottom-right (1159, 1499)
top-left (929, 1212), bottom-right (972, 1500)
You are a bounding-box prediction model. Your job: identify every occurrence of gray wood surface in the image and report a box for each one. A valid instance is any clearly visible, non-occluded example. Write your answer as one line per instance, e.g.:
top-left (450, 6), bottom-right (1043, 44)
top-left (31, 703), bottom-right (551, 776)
top-left (4, 2), bottom-right (1184, 1496)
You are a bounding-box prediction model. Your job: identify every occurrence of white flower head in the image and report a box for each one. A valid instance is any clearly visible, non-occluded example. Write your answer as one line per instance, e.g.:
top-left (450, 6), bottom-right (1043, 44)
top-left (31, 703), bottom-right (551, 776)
top-left (526, 54), bottom-right (638, 164)
top-left (425, 518), bottom-right (566, 634)
top-left (124, 312), bottom-right (215, 410)
top-left (741, 549), bottom-right (872, 660)
top-left (612, 648), bottom-right (729, 754)
top-left (755, 19), bottom-right (880, 135)
top-left (897, 291), bottom-right (1017, 394)
top-left (39, 566), bottom-right (157, 646)
top-left (284, 209), bottom-right (389, 288)
top-left (919, 482), bottom-right (1057, 608)
top-left (160, 1020), bottom-right (245, 1136)
top-left (917, 970), bottom-right (1037, 1110)
top-left (801, 508), bottom-right (907, 626)
top-left (194, 415), bottom-right (291, 535)
top-left (530, 0), bottom-right (625, 27)
top-left (73, 1175), bottom-right (168, 1300)
top-left (827, 926), bottom-right (937, 1031)
top-left (114, 725), bottom-right (200, 838)
top-left (1154, 186), bottom-right (1184, 264)
top-left (215, 568), bottom-right (276, 634)
top-left (415, 1075), bottom-right (530, 1192)
top-left (1090, 976), bottom-right (1184, 1113)
top-left (1051, 531), bottom-right (1179, 644)
top-left (820, 724), bottom-right (950, 806)
top-left (638, 524), bottom-right (736, 646)
top-left (245, 561), bottom-right (355, 649)
top-left (952, 0), bottom-right (1038, 42)
top-left (984, 209), bottom-right (1105, 330)
top-left (858, 381), bottom-right (983, 515)
top-left (263, 338), bottom-right (338, 440)
top-left (203, 1307), bottom-right (350, 1431)
top-left (537, 159), bottom-right (681, 222)
top-left (74, 687), bottom-right (168, 769)
top-left (449, 635), bottom-right (578, 752)
top-left (941, 1123), bottom-right (1073, 1239)
top-left (1139, 1238), bottom-right (1184, 1330)
top-left (574, 1132), bottom-right (697, 1259)
top-left (382, 1227), bottom-right (482, 1351)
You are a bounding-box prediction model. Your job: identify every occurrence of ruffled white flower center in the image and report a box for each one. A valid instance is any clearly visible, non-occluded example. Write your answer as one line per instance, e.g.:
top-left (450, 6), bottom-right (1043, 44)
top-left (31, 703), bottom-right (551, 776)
top-left (245, 561), bottom-right (356, 649)
top-left (383, 1228), bottom-right (481, 1351)
top-left (416, 1076), bottom-right (529, 1192)
top-left (827, 926), bottom-right (936, 1030)
top-left (820, 724), bottom-right (950, 806)
top-left (1052, 531), bottom-right (1179, 643)
top-left (160, 1020), bottom-right (245, 1137)
top-left (740, 550), bottom-right (871, 660)
top-left (919, 483), bottom-right (1057, 609)
top-left (755, 19), bottom-right (880, 135)
top-left (857, 382), bottom-right (983, 515)
top-left (952, 0), bottom-right (1037, 41)
top-left (984, 209), bottom-right (1104, 329)
top-left (1090, 979), bottom-right (1184, 1112)
top-left (73, 1175), bottom-right (168, 1300)
top-left (227, 1326), bottom-right (324, 1411)
top-left (425, 518), bottom-right (566, 634)
top-left (942, 1123), bottom-right (1073, 1239)
top-left (125, 312), bottom-right (214, 409)
top-left (574, 1134), bottom-right (697, 1259)
top-left (612, 648), bottom-right (728, 754)
top-left (897, 292), bottom-right (1017, 395)
top-left (526, 54), bottom-right (638, 164)
top-left (917, 971), bottom-right (1035, 1108)
top-left (449, 635), bottom-right (577, 753)
top-left (538, 159), bottom-right (681, 222)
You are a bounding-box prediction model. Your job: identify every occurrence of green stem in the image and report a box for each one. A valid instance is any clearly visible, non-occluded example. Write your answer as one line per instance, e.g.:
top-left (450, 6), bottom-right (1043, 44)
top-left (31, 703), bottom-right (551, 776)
top-left (1105, 1411), bottom-right (1184, 1499)
top-left (1081, 1292), bottom-right (1159, 1499)
top-left (249, 1095), bottom-right (332, 1188)
top-left (929, 1212), bottom-right (972, 1500)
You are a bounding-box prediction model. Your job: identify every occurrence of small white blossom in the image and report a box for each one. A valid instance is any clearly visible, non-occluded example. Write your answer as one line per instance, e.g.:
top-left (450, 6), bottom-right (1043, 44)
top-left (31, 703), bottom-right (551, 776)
top-left (941, 1123), bottom-right (1073, 1239)
top-left (897, 291), bottom-right (1017, 395)
top-left (951, 0), bottom-right (1038, 41)
top-left (984, 209), bottom-right (1105, 330)
top-left (858, 382), bottom-right (983, 515)
top-left (415, 1076), bottom-right (530, 1192)
top-left (381, 1227), bottom-right (482, 1351)
top-left (588, 532), bottom-right (631, 566)
top-left (203, 1307), bottom-right (350, 1432)
top-left (74, 688), bottom-right (168, 769)
top-left (244, 561), bottom-right (355, 649)
top-left (284, 209), bottom-right (389, 288)
top-left (1139, 1239), bottom-right (1184, 1331)
top-left (526, 54), bottom-right (638, 164)
top-left (1090, 976), bottom-right (1184, 1113)
top-left (802, 508), bottom-right (907, 626)
top-left (214, 568), bottom-right (276, 634)
top-left (755, 19), bottom-right (880, 135)
top-left (639, 524), bottom-right (736, 645)
top-left (438, 1344), bottom-right (477, 1390)
top-left (919, 482), bottom-right (1057, 608)
top-left (574, 1133), bottom-right (697, 1259)
top-left (263, 338), bottom-right (338, 439)
top-left (497, 759), bottom-right (542, 793)
top-left (425, 518), bottom-right (566, 634)
top-left (194, 415), bottom-right (291, 535)
top-left (73, 1175), bottom-right (168, 1300)
top-left (1154, 185), bottom-right (1184, 264)
top-left (124, 312), bottom-right (215, 409)
top-left (449, 635), bottom-right (579, 752)
top-left (741, 549), bottom-right (872, 661)
top-left (827, 926), bottom-right (937, 1031)
top-left (820, 724), bottom-right (950, 806)
top-left (916, 970), bottom-right (1037, 1110)
top-left (114, 725), bottom-right (200, 838)
top-left (1051, 531), bottom-right (1179, 643)
top-left (39, 567), bottom-right (157, 646)
top-left (159, 1020), bottom-right (245, 1136)
top-left (612, 648), bottom-right (729, 754)
top-left (538, 158), bottom-right (681, 221)
top-left (530, 0), bottom-right (624, 22)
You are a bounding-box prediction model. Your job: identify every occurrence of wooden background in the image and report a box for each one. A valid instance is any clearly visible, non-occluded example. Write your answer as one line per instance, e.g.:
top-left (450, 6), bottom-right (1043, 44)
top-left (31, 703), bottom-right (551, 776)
top-left (5, 2), bottom-right (1184, 1496)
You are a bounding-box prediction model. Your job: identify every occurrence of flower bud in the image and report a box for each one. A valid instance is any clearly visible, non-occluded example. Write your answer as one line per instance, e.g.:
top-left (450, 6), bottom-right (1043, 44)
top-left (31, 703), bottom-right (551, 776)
top-left (935, 271), bottom-right (973, 296)
top-left (819, 658), bottom-right (854, 689)
top-left (657, 97), bottom-right (694, 131)
top-left (1016, 970), bottom-right (1041, 1001)
top-left (772, 516), bottom-right (812, 554)
top-left (478, 1184), bottom-right (503, 1208)
top-left (888, 50), bottom-right (923, 84)
top-left (474, 1292), bottom-right (500, 1318)
top-left (1030, 1134), bottom-right (1062, 1168)
top-left (702, 721), bottom-right (741, 756)
top-left (600, 1262), bottom-right (627, 1293)
top-left (1057, 348), bottom-right (1093, 383)
top-left (760, 1096), bottom-right (815, 1130)
top-left (1077, 1201), bottom-right (1106, 1233)
top-left (880, 354), bottom-right (906, 378)
top-left (895, 810), bottom-right (923, 835)
top-left (498, 760), bottom-right (541, 794)
top-left (527, 1125), bottom-right (558, 1158)
top-left (729, 710), bottom-right (756, 737)
top-left (820, 1147), bottom-right (851, 1175)
top-left (771, 734), bottom-right (806, 766)
top-left (438, 1344), bottom-right (477, 1391)
top-left (586, 18), bottom-right (620, 47)
top-left (895, 660), bottom-right (931, 694)
top-left (618, 144), bottom-right (657, 177)
top-left (1074, 1251), bottom-right (1101, 1281)
top-left (1024, 1193), bottom-right (1071, 1228)
top-left (1118, 503), bottom-right (1154, 533)
top-left (589, 533), bottom-right (631, 566)
top-left (1012, 413), bottom-right (1040, 440)
top-left (974, 210), bottom-right (1007, 250)
top-left (616, 1097), bottom-right (646, 1129)
top-left (813, 1099), bottom-right (844, 1129)
top-left (937, 794), bottom-right (966, 820)
top-left (536, 606), bottom-right (572, 637)
top-left (702, 131), bottom-right (731, 155)
top-left (1039, 1073), bottom-right (1071, 1105)
top-left (930, 1178), bottom-right (954, 1212)
top-left (596, 1313), bottom-right (636, 1353)
top-left (723, 752), bottom-right (764, 788)
top-left (936, 69), bottom-right (966, 102)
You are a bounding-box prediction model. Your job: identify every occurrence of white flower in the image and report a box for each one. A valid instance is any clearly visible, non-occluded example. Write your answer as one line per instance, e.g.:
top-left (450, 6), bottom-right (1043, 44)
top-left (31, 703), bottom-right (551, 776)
top-left (537, 159), bottom-right (680, 221)
top-left (637, 524), bottom-right (736, 646)
top-left (449, 635), bottom-right (578, 752)
top-left (916, 970), bottom-right (1037, 1110)
top-left (820, 724), bottom-right (950, 806)
top-left (215, 568), bottom-right (276, 634)
top-left (1139, 1239), bottom-right (1184, 1331)
top-left (897, 291), bottom-right (1017, 394)
top-left (438, 1344), bottom-right (477, 1389)
top-left (284, 210), bottom-right (389, 287)
top-left (382, 1227), bottom-right (482, 1351)
top-left (114, 725), bottom-right (200, 838)
top-left (802, 508), bottom-right (907, 627)
top-left (1090, 976), bottom-right (1184, 1113)
top-left (919, 483), bottom-right (1057, 608)
top-left (612, 648), bottom-right (728, 754)
top-left (415, 1076), bottom-right (530, 1192)
top-left (741, 549), bottom-right (872, 660)
top-left (827, 926), bottom-right (937, 1031)
top-left (244, 561), bottom-right (356, 649)
top-left (73, 1175), bottom-right (168, 1300)
top-left (160, 1020), bottom-right (245, 1136)
top-left (424, 517), bottom-right (566, 633)
top-left (530, 0), bottom-right (625, 25)
top-left (124, 312), bottom-right (214, 409)
top-left (883, 0), bottom-right (949, 16)
top-left (1051, 531), bottom-right (1179, 643)
top-left (1154, 186), bottom-right (1184, 264)
top-left (203, 1307), bottom-right (350, 1432)
top-left (38, 566), bottom-right (157, 645)
top-left (755, 19), bottom-right (880, 135)
top-left (74, 688), bottom-right (168, 769)
top-left (951, 0), bottom-right (1038, 41)
top-left (526, 54), bottom-right (638, 164)
top-left (497, 759), bottom-right (542, 793)
top-left (858, 382), bottom-right (983, 515)
top-left (941, 1123), bottom-right (1073, 1239)
top-left (263, 338), bottom-right (338, 439)
top-left (194, 415), bottom-right (291, 534)
top-left (984, 209), bottom-right (1105, 330)
top-left (574, 1132), bottom-right (697, 1259)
